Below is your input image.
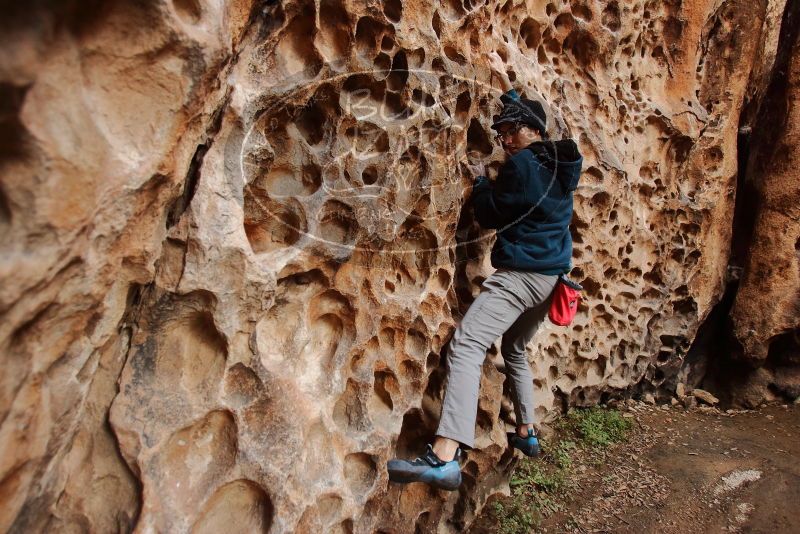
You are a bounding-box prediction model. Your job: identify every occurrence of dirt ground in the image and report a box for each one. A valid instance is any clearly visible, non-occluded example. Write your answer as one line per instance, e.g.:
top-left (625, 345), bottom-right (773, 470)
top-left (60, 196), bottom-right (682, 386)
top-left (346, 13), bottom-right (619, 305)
top-left (474, 402), bottom-right (800, 533)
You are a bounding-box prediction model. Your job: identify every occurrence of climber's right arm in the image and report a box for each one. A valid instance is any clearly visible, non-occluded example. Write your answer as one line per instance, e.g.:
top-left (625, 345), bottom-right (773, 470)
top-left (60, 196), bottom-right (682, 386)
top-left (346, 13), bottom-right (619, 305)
top-left (471, 159), bottom-right (528, 230)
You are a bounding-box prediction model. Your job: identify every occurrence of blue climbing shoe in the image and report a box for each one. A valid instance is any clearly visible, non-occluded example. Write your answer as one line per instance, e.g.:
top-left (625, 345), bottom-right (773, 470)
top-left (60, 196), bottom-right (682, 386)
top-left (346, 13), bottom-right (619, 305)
top-left (509, 428), bottom-right (540, 457)
top-left (387, 444), bottom-right (462, 491)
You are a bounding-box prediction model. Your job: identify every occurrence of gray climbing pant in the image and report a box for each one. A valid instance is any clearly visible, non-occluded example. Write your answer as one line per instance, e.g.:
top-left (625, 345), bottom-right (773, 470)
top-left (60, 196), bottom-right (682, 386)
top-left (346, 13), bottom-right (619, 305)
top-left (436, 269), bottom-right (558, 448)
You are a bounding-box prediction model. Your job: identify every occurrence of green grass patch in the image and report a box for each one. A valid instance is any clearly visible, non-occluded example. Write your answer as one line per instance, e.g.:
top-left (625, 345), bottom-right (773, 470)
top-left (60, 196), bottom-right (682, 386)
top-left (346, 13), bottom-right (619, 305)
top-left (565, 406), bottom-right (632, 447)
top-left (490, 407), bottom-right (632, 533)
top-left (492, 500), bottom-right (536, 534)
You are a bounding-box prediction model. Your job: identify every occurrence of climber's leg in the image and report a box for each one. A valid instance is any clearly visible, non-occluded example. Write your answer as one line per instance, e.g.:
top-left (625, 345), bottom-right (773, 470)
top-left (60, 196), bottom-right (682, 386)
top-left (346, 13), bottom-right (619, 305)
top-left (500, 297), bottom-right (551, 435)
top-left (435, 270), bottom-right (557, 449)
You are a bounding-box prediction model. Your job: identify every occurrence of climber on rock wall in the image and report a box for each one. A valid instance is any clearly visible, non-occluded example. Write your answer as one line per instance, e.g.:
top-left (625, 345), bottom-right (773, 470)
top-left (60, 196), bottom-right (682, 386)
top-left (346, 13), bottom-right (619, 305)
top-left (387, 52), bottom-right (584, 491)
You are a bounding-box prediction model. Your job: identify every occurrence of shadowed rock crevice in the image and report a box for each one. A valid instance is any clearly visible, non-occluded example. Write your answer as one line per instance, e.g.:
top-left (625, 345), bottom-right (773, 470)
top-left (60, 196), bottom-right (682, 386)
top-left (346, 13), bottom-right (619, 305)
top-left (725, 0), bottom-right (800, 397)
top-left (167, 94), bottom-right (230, 229)
top-left (0, 83), bottom-right (31, 164)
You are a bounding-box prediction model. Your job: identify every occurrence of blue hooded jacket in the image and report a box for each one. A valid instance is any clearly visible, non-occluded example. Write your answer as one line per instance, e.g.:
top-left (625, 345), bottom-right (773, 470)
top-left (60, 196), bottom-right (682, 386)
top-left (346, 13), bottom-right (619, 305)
top-left (472, 138), bottom-right (583, 275)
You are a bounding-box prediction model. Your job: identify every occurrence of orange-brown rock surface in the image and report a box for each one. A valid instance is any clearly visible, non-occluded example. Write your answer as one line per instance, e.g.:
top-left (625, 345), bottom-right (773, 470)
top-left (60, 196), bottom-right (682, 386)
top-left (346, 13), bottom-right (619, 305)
top-left (0, 0), bottom-right (796, 532)
top-left (726, 0), bottom-right (800, 406)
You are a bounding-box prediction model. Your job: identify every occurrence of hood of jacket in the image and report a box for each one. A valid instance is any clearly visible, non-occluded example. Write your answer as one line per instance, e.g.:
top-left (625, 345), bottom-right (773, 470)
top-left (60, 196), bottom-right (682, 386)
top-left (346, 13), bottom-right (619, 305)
top-left (526, 139), bottom-right (583, 192)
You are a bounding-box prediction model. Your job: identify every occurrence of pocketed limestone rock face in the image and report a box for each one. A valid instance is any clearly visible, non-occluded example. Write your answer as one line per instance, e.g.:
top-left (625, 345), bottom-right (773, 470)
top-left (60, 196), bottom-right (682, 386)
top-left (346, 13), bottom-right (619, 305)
top-left (0, 0), bottom-right (794, 532)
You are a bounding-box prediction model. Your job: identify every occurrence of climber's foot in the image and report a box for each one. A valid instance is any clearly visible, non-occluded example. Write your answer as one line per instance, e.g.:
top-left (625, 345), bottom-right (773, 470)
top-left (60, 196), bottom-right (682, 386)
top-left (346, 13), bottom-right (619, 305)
top-left (387, 444), bottom-right (462, 491)
top-left (509, 428), bottom-right (541, 457)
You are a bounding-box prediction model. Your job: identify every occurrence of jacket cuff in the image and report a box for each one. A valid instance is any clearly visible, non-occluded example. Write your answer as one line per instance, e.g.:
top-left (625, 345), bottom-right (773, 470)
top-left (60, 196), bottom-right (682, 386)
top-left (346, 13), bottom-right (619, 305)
top-left (504, 88), bottom-right (520, 101)
top-left (473, 175), bottom-right (490, 190)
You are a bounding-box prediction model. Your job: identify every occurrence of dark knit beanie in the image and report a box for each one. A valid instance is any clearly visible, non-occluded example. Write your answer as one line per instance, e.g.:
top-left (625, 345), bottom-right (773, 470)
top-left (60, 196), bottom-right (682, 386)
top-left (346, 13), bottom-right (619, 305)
top-left (491, 93), bottom-right (548, 136)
